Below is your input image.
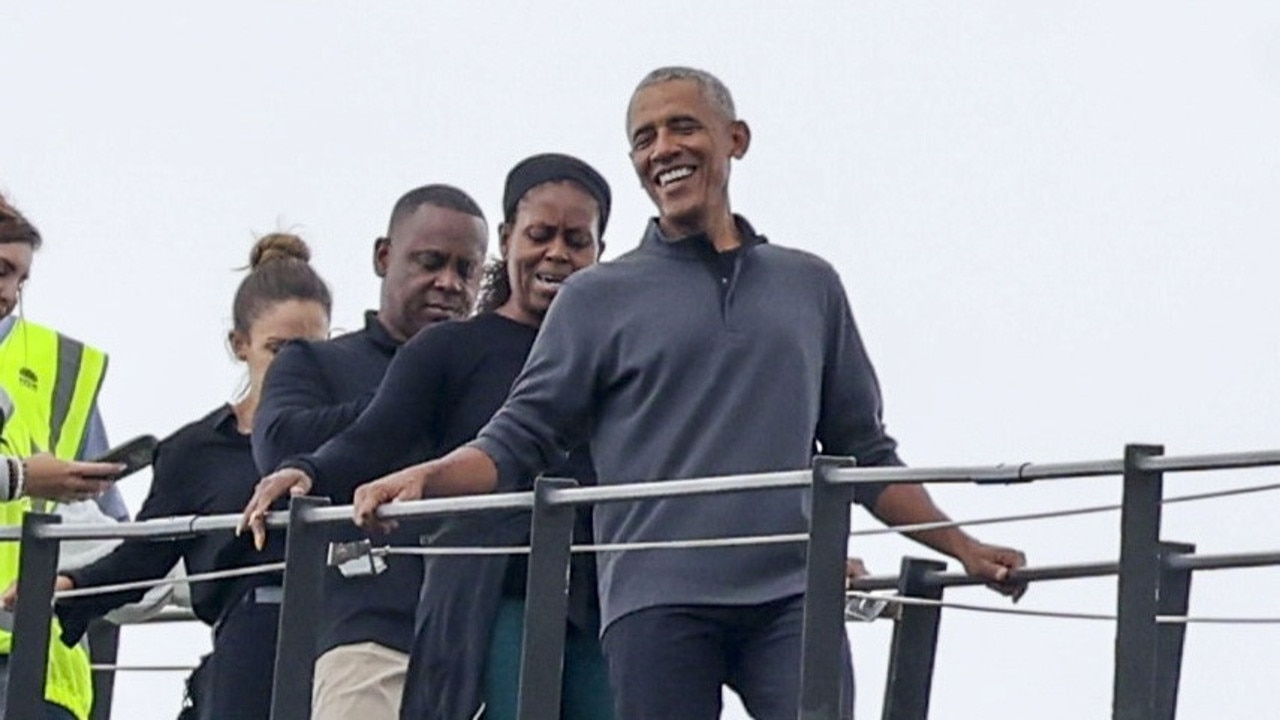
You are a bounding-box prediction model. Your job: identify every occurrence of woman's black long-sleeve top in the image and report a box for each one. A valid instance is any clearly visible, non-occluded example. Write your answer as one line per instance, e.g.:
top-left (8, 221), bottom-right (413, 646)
top-left (56, 405), bottom-right (283, 643)
top-left (284, 311), bottom-right (597, 624)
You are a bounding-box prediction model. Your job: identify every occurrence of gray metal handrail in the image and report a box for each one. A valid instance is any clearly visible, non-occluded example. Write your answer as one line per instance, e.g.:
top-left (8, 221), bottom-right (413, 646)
top-left (4, 447), bottom-right (1276, 545)
top-left (3, 445), bottom-right (1279, 720)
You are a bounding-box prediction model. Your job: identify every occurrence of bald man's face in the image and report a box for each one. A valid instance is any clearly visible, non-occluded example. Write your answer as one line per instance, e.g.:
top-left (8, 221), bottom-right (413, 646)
top-left (375, 203), bottom-right (487, 341)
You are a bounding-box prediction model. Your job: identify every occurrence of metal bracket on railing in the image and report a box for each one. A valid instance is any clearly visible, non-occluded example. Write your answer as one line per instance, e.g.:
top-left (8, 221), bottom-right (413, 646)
top-left (844, 592), bottom-right (896, 622)
top-left (270, 495), bottom-right (332, 720)
top-left (881, 557), bottom-right (948, 720)
top-left (1156, 540), bottom-right (1196, 720)
top-left (326, 540), bottom-right (387, 577)
top-left (1112, 443), bottom-right (1165, 720)
top-left (799, 455), bottom-right (858, 720)
top-left (517, 476), bottom-right (578, 720)
top-left (6, 513), bottom-right (62, 720)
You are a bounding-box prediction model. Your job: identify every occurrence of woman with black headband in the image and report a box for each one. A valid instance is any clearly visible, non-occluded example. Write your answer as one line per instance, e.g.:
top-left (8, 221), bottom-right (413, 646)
top-left (254, 153), bottom-right (614, 720)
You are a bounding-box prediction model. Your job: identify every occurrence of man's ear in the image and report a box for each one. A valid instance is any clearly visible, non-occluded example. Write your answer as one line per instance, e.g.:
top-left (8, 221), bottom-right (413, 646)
top-left (373, 236), bottom-right (390, 278)
top-left (730, 119), bottom-right (752, 160)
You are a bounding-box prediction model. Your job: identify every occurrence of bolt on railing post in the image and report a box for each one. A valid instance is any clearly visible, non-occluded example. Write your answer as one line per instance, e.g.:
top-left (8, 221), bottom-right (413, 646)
top-left (800, 456), bottom-right (856, 720)
top-left (1155, 540), bottom-right (1195, 720)
top-left (1112, 443), bottom-right (1165, 720)
top-left (270, 495), bottom-right (331, 720)
top-left (516, 477), bottom-right (578, 720)
top-left (880, 556), bottom-right (947, 720)
top-left (5, 512), bottom-right (62, 720)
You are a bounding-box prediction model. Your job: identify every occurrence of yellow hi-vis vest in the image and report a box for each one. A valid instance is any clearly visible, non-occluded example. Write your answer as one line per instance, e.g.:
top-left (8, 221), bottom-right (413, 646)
top-left (0, 318), bottom-right (107, 720)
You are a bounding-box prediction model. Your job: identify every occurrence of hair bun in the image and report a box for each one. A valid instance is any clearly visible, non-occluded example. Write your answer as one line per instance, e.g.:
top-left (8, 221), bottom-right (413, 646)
top-left (249, 233), bottom-right (311, 270)
top-left (0, 192), bottom-right (20, 221)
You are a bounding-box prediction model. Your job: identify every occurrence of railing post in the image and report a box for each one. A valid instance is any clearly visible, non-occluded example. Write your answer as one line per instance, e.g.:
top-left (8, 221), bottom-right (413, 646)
top-left (270, 495), bottom-right (331, 720)
top-left (5, 512), bottom-right (62, 720)
top-left (1112, 443), bottom-right (1164, 720)
top-left (880, 556), bottom-right (947, 720)
top-left (1155, 540), bottom-right (1195, 720)
top-left (88, 618), bottom-right (122, 720)
top-left (517, 477), bottom-right (578, 720)
top-left (800, 456), bottom-right (856, 720)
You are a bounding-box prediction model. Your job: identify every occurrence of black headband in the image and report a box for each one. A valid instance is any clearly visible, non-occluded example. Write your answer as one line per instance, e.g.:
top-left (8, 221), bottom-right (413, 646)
top-left (502, 153), bottom-right (612, 237)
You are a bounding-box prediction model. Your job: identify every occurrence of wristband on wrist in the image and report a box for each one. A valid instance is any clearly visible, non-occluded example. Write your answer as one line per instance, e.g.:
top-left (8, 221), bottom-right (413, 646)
top-left (12, 457), bottom-right (26, 500)
top-left (0, 456), bottom-right (12, 502)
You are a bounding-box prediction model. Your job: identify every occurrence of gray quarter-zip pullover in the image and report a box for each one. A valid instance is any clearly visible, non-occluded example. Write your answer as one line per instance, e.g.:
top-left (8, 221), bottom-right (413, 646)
top-left (472, 216), bottom-right (901, 630)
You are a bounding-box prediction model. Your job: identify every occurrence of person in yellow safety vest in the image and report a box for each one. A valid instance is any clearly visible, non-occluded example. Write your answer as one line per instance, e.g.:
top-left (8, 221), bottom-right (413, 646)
top-left (0, 192), bottom-right (128, 720)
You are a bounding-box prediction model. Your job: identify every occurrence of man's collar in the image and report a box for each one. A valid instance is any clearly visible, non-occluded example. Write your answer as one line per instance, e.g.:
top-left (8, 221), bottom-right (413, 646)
top-left (364, 310), bottom-right (403, 350)
top-left (642, 214), bottom-right (766, 259)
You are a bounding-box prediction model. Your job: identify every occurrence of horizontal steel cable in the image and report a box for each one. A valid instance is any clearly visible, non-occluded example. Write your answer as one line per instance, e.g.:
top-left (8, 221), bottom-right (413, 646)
top-left (845, 590), bottom-right (1280, 625)
top-left (54, 562), bottom-right (285, 600)
top-left (379, 534), bottom-right (808, 557)
top-left (850, 478), bottom-right (1280, 538)
top-left (89, 664), bottom-right (196, 673)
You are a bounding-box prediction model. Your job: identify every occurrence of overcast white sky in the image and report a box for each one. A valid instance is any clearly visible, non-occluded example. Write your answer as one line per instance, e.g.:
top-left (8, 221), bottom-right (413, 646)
top-left (4, 2), bottom-right (1279, 718)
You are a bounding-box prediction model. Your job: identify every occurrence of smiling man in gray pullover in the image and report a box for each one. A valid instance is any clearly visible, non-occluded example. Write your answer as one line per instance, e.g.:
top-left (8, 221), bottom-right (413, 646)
top-left (354, 66), bottom-right (1027, 720)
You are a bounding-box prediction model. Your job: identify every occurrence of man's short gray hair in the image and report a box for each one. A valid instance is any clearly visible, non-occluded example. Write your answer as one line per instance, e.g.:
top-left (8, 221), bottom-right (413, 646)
top-left (631, 66), bottom-right (737, 121)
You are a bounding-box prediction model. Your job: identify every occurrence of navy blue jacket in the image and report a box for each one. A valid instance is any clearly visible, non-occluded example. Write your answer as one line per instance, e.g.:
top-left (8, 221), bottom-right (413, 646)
top-left (253, 311), bottom-right (423, 656)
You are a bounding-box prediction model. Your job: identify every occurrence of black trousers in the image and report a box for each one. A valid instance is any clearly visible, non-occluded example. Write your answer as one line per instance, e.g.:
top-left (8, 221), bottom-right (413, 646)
top-left (201, 588), bottom-right (281, 720)
top-left (599, 594), bottom-right (854, 720)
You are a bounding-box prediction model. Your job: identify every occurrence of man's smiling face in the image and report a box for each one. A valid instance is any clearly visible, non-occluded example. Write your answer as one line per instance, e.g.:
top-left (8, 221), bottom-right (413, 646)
top-left (626, 78), bottom-right (749, 238)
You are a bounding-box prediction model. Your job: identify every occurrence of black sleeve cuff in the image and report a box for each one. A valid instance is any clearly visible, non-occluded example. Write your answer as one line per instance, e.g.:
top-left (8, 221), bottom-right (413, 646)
top-left (277, 456), bottom-right (322, 500)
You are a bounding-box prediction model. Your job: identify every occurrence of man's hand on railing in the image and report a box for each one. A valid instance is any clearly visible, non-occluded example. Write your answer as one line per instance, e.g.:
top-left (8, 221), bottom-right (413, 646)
top-left (351, 465), bottom-right (429, 534)
top-left (237, 468), bottom-right (313, 551)
top-left (954, 540), bottom-right (1028, 601)
top-left (352, 447), bottom-right (500, 533)
top-left (845, 557), bottom-right (869, 586)
top-left (869, 483), bottom-right (1028, 602)
top-left (1, 575), bottom-right (75, 611)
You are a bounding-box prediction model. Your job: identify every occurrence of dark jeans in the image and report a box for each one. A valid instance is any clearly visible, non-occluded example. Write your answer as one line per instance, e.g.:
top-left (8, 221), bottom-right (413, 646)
top-left (200, 587), bottom-right (281, 719)
top-left (599, 595), bottom-right (854, 720)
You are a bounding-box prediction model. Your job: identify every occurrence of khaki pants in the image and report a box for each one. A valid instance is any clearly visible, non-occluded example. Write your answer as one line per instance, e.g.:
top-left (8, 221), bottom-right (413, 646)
top-left (311, 642), bottom-right (408, 720)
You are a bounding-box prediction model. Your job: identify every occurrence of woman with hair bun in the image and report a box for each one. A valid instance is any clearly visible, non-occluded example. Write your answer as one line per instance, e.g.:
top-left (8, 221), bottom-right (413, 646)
top-left (48, 233), bottom-right (332, 719)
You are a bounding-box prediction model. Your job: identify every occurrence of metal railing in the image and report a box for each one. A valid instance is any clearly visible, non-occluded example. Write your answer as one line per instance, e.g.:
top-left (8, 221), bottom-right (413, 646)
top-left (3, 443), bottom-right (1279, 720)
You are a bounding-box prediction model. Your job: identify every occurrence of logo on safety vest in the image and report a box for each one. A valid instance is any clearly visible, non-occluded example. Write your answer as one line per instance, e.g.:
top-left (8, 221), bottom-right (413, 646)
top-left (18, 367), bottom-right (37, 391)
